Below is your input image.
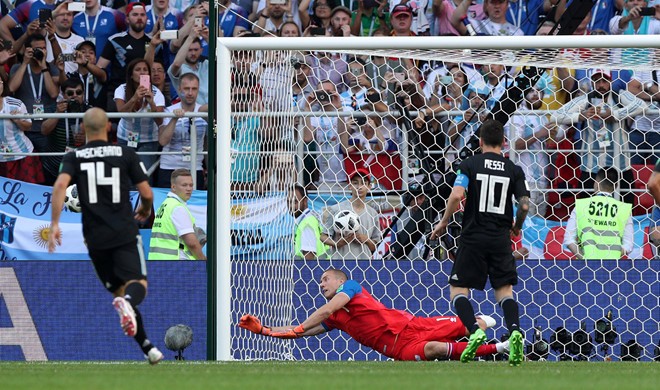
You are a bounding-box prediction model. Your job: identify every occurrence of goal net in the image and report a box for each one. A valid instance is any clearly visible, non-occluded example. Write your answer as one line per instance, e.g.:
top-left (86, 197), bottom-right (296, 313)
top-left (217, 36), bottom-right (660, 361)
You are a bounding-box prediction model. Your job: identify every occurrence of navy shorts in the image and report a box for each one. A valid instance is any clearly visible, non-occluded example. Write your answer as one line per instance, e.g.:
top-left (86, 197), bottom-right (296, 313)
top-left (89, 236), bottom-right (147, 293)
top-left (450, 235), bottom-right (518, 290)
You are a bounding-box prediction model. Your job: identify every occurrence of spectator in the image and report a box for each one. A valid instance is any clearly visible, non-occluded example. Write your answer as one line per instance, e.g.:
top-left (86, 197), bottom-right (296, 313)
top-left (351, 0), bottom-right (389, 36)
top-left (151, 60), bottom-right (173, 106)
top-left (451, 0), bottom-right (524, 36)
top-left (170, 4), bottom-right (207, 55)
top-left (550, 69), bottom-right (646, 205)
top-left (447, 84), bottom-right (490, 152)
top-left (230, 81), bottom-right (261, 192)
top-left (609, 0), bottom-right (660, 35)
top-left (307, 51), bottom-right (348, 93)
top-left (340, 56), bottom-right (373, 111)
top-left (505, 0), bottom-right (554, 36)
top-left (554, 0), bottom-right (624, 34)
top-left (433, 0), bottom-right (485, 36)
top-left (508, 86), bottom-right (564, 217)
top-left (146, 0), bottom-right (183, 34)
top-left (46, 4), bottom-right (84, 76)
top-left (41, 78), bottom-right (91, 185)
top-left (72, 0), bottom-right (126, 58)
top-left (114, 58), bottom-right (166, 173)
top-left (158, 73), bottom-right (208, 189)
top-left (346, 115), bottom-right (395, 154)
top-left (303, 80), bottom-right (349, 191)
top-left (146, 0), bottom-right (183, 71)
top-left (0, 80), bottom-right (43, 184)
top-left (627, 69), bottom-right (660, 164)
top-left (292, 55), bottom-right (315, 109)
top-left (389, 0), bottom-right (431, 35)
top-left (169, 0), bottom-right (198, 13)
top-left (279, 20), bottom-right (302, 36)
top-left (298, 0), bottom-right (332, 31)
top-left (563, 167), bottom-right (633, 259)
top-left (168, 27), bottom-right (208, 105)
top-left (68, 40), bottom-right (108, 109)
top-left (0, 0), bottom-right (57, 45)
top-left (255, 0), bottom-right (299, 34)
top-left (321, 168), bottom-right (382, 260)
top-left (8, 34), bottom-right (60, 155)
top-left (330, 5), bottom-right (354, 36)
top-left (289, 184), bottom-right (329, 260)
top-left (96, 2), bottom-right (164, 105)
top-left (257, 0), bottom-right (303, 32)
top-left (389, 4), bottom-right (415, 36)
top-left (482, 64), bottom-right (513, 108)
top-left (218, 0), bottom-right (251, 37)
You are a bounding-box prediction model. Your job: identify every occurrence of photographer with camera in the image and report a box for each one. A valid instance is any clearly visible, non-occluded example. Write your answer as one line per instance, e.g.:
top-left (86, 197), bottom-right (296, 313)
top-left (8, 34), bottom-right (60, 166)
top-left (41, 78), bottom-right (91, 185)
top-left (303, 80), bottom-right (350, 192)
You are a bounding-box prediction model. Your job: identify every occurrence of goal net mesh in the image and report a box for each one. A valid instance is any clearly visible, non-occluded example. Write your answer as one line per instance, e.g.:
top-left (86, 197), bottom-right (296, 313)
top-left (225, 40), bottom-right (660, 361)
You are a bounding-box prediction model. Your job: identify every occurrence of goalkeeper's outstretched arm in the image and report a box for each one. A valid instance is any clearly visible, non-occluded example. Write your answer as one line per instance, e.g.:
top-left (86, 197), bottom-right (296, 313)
top-left (239, 292), bottom-right (351, 338)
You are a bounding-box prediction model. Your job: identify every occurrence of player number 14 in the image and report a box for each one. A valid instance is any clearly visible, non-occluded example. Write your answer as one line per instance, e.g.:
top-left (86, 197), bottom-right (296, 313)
top-left (80, 161), bottom-right (121, 204)
top-left (476, 173), bottom-right (510, 215)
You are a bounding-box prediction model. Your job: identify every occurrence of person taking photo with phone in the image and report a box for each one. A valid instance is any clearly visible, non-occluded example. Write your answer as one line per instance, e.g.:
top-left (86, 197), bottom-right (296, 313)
top-left (114, 58), bottom-right (166, 179)
top-left (609, 0), bottom-right (660, 35)
top-left (168, 24), bottom-right (208, 105)
top-left (45, 3), bottom-right (84, 75)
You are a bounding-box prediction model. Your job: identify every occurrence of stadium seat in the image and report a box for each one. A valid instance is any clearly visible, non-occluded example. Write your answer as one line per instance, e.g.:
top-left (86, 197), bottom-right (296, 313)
top-left (545, 128), bottom-right (580, 221)
top-left (631, 164), bottom-right (655, 216)
top-left (543, 226), bottom-right (576, 260)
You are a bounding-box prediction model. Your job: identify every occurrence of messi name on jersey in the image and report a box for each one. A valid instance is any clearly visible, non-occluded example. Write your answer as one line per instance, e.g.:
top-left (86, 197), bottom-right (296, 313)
top-left (76, 146), bottom-right (123, 159)
top-left (484, 159), bottom-right (505, 171)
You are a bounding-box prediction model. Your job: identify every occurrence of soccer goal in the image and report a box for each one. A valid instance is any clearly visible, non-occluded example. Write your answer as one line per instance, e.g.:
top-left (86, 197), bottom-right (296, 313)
top-left (215, 35), bottom-right (660, 361)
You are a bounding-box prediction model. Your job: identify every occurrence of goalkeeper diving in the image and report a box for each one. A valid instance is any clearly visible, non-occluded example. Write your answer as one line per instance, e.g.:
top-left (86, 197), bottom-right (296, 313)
top-left (239, 269), bottom-right (509, 361)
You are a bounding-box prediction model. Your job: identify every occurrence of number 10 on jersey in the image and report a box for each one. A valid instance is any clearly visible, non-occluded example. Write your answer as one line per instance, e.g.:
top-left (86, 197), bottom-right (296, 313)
top-left (476, 173), bottom-right (510, 215)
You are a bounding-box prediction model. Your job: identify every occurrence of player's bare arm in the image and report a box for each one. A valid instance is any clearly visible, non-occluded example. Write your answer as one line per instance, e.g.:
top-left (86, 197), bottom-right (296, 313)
top-left (134, 181), bottom-right (154, 222)
top-left (431, 185), bottom-right (465, 239)
top-left (48, 173), bottom-right (72, 253)
top-left (512, 196), bottom-right (530, 237)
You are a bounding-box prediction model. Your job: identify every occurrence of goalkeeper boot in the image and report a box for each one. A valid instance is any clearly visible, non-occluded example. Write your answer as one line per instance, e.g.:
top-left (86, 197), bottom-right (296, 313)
top-left (508, 330), bottom-right (524, 367)
top-left (460, 328), bottom-right (487, 363)
top-left (146, 347), bottom-right (164, 365)
top-left (112, 296), bottom-right (137, 337)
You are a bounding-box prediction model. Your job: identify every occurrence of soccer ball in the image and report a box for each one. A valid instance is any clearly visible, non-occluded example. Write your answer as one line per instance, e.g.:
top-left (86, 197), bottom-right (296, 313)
top-left (333, 210), bottom-right (360, 236)
top-left (64, 184), bottom-right (81, 213)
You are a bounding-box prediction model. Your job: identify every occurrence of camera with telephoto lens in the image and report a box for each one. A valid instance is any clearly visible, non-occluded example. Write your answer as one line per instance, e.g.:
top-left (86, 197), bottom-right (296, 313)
top-left (526, 326), bottom-right (549, 361)
top-left (571, 322), bottom-right (593, 358)
top-left (620, 340), bottom-right (642, 361)
top-left (33, 48), bottom-right (44, 62)
top-left (595, 311), bottom-right (617, 345)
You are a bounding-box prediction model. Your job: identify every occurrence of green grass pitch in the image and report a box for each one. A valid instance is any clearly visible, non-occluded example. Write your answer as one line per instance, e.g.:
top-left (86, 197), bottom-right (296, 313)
top-left (2, 361), bottom-right (659, 389)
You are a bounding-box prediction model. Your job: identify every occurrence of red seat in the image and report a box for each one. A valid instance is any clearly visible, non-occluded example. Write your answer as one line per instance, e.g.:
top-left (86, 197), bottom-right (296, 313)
top-left (543, 226), bottom-right (576, 260)
top-left (545, 128), bottom-right (580, 221)
top-left (631, 164), bottom-right (655, 216)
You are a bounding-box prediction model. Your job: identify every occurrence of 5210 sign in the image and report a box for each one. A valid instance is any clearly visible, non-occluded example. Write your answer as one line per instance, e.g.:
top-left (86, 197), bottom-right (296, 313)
top-left (588, 200), bottom-right (618, 218)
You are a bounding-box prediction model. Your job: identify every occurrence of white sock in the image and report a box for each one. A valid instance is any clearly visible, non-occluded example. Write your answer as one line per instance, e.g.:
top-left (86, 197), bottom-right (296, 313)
top-left (496, 342), bottom-right (506, 353)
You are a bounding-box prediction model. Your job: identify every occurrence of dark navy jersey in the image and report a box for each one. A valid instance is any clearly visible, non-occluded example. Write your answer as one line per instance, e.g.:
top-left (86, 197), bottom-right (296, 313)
top-left (60, 140), bottom-right (148, 250)
top-left (454, 152), bottom-right (529, 238)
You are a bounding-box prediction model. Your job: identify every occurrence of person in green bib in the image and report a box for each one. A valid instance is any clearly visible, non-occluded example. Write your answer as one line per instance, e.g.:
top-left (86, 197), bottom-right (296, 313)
top-left (149, 168), bottom-right (206, 260)
top-left (564, 167), bottom-right (633, 260)
top-left (289, 184), bottom-right (329, 260)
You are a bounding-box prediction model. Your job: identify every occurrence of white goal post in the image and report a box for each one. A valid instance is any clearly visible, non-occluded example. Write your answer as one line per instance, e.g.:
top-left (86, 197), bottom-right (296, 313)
top-left (215, 36), bottom-right (660, 361)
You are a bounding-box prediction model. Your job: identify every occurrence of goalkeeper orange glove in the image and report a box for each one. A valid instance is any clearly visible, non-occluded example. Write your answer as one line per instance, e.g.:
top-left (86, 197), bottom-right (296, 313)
top-left (271, 324), bottom-right (305, 339)
top-left (238, 314), bottom-right (272, 336)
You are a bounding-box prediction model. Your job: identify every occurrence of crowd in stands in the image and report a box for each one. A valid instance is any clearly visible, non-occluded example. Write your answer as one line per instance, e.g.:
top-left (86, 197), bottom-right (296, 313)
top-left (0, 0), bottom-right (659, 227)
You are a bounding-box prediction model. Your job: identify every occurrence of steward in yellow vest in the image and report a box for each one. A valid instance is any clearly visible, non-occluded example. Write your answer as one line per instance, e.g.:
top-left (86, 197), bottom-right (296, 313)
top-left (149, 169), bottom-right (206, 260)
top-left (289, 184), bottom-right (328, 260)
top-left (564, 168), bottom-right (633, 259)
